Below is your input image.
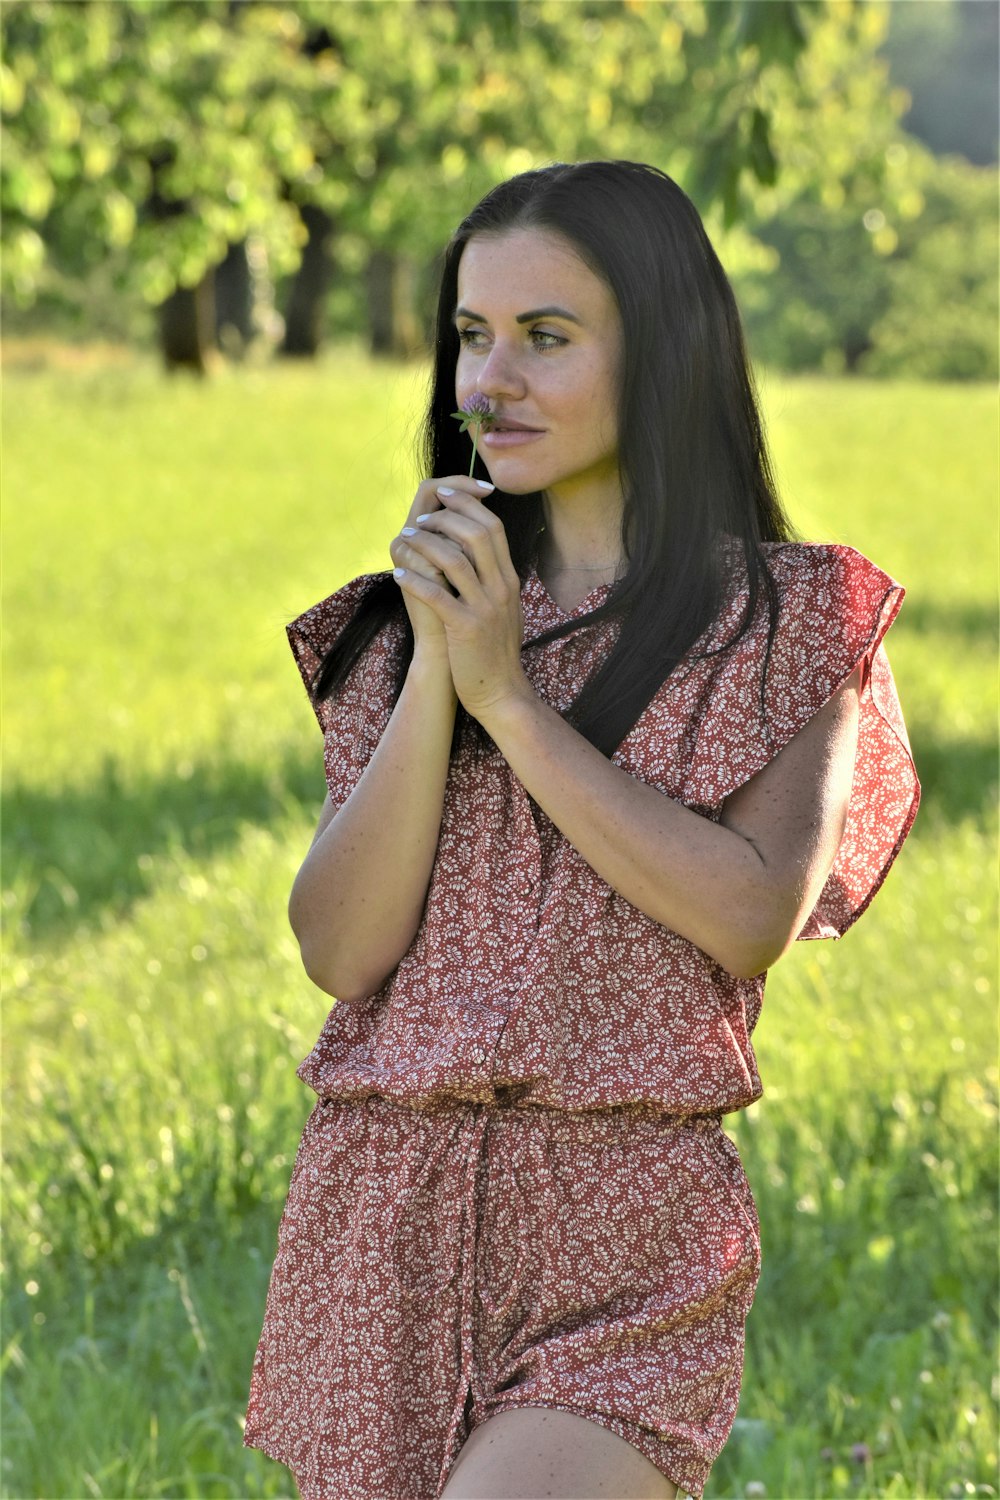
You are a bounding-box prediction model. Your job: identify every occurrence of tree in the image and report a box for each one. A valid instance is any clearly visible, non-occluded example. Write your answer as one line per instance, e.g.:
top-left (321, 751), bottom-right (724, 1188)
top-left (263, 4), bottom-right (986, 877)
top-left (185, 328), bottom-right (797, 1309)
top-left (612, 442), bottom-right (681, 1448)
top-left (864, 151), bottom-right (999, 381)
top-left (2, 0), bottom-right (912, 367)
top-left (731, 138), bottom-right (998, 380)
top-left (1, 0), bottom-right (338, 367)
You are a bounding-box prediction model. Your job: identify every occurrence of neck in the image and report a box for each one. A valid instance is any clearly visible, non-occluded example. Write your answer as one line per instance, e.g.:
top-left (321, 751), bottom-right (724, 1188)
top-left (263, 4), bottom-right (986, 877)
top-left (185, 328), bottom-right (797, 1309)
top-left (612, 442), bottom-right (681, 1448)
top-left (537, 485), bottom-right (625, 577)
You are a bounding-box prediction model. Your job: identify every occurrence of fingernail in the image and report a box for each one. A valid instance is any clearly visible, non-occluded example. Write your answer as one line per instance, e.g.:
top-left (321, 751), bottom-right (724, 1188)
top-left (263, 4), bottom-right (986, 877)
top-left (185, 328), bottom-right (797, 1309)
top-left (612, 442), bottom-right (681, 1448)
top-left (414, 514), bottom-right (431, 524)
top-left (437, 487), bottom-right (456, 497)
top-left (476, 480), bottom-right (495, 490)
top-left (393, 567), bottom-right (406, 578)
top-left (401, 526), bottom-right (417, 536)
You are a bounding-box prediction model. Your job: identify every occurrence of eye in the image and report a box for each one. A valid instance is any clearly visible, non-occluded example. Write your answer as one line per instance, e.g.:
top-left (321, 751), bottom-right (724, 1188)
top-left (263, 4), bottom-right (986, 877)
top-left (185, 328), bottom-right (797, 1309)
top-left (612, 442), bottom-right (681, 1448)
top-left (456, 327), bottom-right (567, 350)
top-left (530, 329), bottom-right (566, 349)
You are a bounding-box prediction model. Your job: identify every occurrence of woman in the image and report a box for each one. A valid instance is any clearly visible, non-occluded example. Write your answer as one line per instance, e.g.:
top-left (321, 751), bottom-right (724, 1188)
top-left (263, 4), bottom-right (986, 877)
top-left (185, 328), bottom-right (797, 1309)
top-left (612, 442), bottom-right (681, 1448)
top-left (244, 161), bottom-right (919, 1500)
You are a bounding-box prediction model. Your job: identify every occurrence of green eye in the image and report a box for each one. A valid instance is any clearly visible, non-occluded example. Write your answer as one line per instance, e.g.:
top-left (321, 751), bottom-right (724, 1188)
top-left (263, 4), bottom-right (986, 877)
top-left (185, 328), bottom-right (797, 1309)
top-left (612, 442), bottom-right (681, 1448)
top-left (456, 327), bottom-right (567, 350)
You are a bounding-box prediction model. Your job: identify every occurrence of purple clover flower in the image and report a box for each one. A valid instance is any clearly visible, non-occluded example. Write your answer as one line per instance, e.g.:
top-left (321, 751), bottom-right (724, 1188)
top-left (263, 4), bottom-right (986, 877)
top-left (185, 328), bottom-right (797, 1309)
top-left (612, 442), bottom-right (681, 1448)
top-left (851, 1443), bottom-right (872, 1465)
top-left (451, 393), bottom-right (495, 477)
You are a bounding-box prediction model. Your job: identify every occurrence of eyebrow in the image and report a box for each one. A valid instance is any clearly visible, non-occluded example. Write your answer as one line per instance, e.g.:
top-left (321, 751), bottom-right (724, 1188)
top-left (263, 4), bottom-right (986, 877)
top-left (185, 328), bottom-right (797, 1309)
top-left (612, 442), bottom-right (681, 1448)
top-left (453, 305), bottom-right (583, 326)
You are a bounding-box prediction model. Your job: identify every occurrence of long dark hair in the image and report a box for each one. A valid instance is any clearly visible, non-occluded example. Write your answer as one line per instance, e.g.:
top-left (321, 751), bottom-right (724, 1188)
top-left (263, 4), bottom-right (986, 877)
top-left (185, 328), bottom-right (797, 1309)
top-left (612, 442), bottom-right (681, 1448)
top-left (311, 159), bottom-right (795, 756)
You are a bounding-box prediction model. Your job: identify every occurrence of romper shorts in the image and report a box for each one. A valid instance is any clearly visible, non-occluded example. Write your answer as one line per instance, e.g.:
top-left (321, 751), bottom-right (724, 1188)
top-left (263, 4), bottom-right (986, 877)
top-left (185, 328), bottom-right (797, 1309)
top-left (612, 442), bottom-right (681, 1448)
top-left (244, 1089), bottom-right (762, 1500)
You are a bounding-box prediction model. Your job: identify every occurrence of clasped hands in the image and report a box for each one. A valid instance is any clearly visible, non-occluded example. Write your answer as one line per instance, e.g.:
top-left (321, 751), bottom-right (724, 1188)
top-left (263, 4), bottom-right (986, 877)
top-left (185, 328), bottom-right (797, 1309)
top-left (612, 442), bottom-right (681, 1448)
top-left (389, 475), bottom-right (532, 724)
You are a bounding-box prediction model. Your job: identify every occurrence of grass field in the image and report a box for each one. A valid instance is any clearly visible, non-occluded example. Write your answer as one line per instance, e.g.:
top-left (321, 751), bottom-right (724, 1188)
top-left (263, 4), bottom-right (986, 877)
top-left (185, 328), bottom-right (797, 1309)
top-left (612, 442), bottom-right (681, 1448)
top-left (2, 344), bottom-right (997, 1500)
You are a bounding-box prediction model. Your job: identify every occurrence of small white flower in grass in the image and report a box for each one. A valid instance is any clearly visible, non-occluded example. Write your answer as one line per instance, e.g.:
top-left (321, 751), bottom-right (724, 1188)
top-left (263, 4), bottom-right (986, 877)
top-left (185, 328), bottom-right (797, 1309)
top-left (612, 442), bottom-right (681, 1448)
top-left (745, 1484), bottom-right (767, 1498)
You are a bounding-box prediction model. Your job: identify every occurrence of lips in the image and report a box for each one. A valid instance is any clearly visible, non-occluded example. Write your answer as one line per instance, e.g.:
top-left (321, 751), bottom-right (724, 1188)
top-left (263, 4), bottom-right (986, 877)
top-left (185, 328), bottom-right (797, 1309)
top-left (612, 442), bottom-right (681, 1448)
top-left (489, 418), bottom-right (542, 432)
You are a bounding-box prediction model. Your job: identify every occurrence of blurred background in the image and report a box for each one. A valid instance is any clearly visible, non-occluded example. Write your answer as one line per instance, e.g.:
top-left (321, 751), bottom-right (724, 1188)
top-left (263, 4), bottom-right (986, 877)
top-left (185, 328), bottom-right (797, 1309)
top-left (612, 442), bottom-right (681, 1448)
top-left (2, 3), bottom-right (997, 1498)
top-left (2, 0), bottom-right (997, 377)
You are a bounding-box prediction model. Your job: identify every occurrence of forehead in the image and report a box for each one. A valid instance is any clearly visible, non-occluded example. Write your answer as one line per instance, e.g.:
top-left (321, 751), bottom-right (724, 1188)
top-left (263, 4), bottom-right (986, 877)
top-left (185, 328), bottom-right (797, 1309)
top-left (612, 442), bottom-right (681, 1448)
top-left (456, 229), bottom-right (614, 319)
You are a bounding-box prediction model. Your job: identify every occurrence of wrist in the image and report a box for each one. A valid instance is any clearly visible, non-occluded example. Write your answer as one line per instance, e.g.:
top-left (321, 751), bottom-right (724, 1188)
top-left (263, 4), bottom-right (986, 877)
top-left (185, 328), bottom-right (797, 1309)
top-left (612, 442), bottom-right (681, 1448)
top-left (409, 646), bottom-right (458, 695)
top-left (473, 678), bottom-right (538, 738)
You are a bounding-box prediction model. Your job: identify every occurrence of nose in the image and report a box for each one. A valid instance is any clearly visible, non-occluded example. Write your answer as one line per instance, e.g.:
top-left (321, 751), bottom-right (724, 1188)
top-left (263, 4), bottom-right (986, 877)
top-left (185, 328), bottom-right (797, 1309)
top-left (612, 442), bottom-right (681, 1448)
top-left (474, 340), bottom-right (526, 401)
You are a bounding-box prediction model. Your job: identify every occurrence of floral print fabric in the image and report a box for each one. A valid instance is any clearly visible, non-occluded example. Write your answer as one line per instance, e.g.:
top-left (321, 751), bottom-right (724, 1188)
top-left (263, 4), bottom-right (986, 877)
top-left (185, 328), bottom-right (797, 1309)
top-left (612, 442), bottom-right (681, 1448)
top-left (245, 1093), bottom-right (761, 1499)
top-left (280, 543), bottom-right (919, 1117)
top-left (243, 541), bottom-right (918, 1498)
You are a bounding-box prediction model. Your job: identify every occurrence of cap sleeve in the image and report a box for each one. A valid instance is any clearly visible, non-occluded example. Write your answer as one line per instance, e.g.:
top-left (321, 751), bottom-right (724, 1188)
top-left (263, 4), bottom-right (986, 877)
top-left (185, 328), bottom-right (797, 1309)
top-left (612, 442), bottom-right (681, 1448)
top-left (685, 543), bottom-right (920, 940)
top-left (286, 572), bottom-right (402, 810)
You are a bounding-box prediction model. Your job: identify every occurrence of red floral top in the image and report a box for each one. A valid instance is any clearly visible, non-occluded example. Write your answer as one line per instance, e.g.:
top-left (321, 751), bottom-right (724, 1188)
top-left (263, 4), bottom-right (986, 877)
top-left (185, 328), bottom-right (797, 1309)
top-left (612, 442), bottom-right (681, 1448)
top-left (286, 543), bottom-right (919, 1118)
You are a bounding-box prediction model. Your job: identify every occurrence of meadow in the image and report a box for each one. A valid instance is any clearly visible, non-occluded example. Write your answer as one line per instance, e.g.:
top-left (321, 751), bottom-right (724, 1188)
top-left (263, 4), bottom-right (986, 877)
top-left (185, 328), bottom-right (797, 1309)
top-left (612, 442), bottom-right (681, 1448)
top-left (2, 345), bottom-right (997, 1500)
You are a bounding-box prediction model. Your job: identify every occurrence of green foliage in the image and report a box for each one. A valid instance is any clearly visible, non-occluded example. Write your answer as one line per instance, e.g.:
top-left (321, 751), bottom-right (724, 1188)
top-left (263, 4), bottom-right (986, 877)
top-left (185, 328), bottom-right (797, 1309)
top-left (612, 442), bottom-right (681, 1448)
top-left (7, 1), bottom-right (988, 380)
top-left (2, 0), bottom-right (907, 311)
top-left (2, 356), bottom-right (997, 1497)
top-left (1, 1), bottom-right (315, 305)
top-left (733, 145), bottom-right (998, 379)
top-left (864, 155), bottom-right (1000, 380)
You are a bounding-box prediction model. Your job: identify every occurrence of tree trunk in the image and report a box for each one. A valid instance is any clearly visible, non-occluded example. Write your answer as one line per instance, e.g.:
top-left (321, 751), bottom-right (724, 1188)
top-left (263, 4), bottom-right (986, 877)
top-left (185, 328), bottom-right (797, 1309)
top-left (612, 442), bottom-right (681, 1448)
top-left (280, 202), bottom-right (335, 357)
top-left (146, 143), bottom-right (220, 375)
top-left (214, 239), bottom-right (254, 358)
top-left (843, 330), bottom-right (874, 373)
top-left (156, 276), bottom-right (221, 375)
top-left (366, 249), bottom-right (424, 359)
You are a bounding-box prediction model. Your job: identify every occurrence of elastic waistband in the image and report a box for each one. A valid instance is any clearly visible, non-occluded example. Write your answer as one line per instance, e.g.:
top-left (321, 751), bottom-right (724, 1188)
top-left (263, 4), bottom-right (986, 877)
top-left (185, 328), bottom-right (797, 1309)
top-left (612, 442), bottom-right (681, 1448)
top-left (346, 1090), bottom-right (723, 1145)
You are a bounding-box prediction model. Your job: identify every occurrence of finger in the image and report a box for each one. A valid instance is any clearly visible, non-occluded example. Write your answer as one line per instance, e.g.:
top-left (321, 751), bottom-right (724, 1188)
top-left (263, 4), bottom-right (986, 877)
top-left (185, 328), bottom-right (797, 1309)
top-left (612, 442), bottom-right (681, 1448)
top-left (418, 488), bottom-right (515, 592)
top-left (393, 565), bottom-right (463, 623)
top-left (405, 475), bottom-right (495, 529)
top-left (413, 513), bottom-right (504, 600)
top-left (398, 526), bottom-right (483, 603)
top-left (411, 509), bottom-right (488, 567)
top-left (389, 532), bottom-right (449, 582)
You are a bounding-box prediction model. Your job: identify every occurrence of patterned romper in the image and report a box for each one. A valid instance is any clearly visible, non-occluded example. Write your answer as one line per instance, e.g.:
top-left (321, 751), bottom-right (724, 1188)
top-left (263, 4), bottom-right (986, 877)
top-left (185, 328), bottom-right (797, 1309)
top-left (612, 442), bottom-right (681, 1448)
top-left (244, 542), bottom-right (919, 1499)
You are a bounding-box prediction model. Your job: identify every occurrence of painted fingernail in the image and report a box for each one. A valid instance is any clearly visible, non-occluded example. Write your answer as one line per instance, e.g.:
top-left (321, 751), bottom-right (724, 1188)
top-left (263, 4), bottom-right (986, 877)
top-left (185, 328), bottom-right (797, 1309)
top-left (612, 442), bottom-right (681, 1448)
top-left (393, 567), bottom-right (406, 578)
top-left (436, 487), bottom-right (456, 497)
top-left (476, 480), bottom-right (495, 490)
top-left (414, 514), bottom-right (431, 524)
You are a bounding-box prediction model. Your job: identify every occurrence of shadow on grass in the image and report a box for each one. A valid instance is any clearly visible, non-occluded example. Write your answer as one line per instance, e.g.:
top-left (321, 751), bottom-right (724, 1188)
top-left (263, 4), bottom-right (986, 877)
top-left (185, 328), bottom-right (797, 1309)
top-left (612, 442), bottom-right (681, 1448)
top-left (3, 746), bottom-right (323, 940)
top-left (3, 719), bottom-right (995, 940)
top-left (910, 733), bottom-right (998, 828)
top-left (897, 597), bottom-right (997, 645)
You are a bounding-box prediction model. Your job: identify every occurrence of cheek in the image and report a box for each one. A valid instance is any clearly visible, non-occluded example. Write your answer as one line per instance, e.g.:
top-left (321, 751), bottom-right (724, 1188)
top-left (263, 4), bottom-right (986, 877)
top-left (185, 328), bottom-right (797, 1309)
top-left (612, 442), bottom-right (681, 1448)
top-left (572, 366), bottom-right (617, 436)
top-left (453, 354), bottom-right (470, 397)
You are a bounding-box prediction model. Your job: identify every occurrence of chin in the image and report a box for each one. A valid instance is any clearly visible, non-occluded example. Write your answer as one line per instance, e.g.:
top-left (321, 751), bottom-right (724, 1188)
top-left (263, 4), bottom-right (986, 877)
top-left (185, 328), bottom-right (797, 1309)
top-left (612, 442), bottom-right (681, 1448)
top-left (491, 478), bottom-right (540, 496)
top-left (481, 461), bottom-right (550, 496)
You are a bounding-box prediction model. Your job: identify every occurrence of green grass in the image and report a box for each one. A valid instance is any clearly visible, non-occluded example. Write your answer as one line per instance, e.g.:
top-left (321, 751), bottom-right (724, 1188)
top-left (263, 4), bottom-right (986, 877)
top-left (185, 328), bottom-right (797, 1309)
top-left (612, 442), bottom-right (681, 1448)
top-left (3, 345), bottom-right (997, 1500)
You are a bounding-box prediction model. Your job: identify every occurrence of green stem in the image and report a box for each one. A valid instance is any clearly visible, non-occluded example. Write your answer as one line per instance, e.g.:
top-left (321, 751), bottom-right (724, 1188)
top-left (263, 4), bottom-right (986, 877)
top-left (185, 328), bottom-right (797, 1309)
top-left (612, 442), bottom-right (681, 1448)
top-left (468, 425), bottom-right (480, 477)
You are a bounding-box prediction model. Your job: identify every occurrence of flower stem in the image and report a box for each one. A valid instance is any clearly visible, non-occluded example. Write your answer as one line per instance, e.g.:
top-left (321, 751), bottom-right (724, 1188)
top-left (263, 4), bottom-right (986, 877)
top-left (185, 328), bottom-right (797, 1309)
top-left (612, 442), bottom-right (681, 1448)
top-left (468, 428), bottom-right (479, 477)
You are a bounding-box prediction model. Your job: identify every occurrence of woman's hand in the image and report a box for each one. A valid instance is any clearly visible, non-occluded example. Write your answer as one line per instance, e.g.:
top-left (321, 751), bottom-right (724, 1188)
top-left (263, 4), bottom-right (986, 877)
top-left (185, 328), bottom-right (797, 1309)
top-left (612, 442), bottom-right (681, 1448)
top-left (392, 484), bottom-right (532, 721)
top-left (389, 476), bottom-right (485, 662)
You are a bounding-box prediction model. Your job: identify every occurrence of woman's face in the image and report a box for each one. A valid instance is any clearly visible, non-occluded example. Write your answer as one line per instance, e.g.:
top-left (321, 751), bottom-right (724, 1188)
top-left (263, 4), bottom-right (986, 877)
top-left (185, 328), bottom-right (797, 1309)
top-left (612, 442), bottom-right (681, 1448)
top-left (454, 228), bottom-right (624, 507)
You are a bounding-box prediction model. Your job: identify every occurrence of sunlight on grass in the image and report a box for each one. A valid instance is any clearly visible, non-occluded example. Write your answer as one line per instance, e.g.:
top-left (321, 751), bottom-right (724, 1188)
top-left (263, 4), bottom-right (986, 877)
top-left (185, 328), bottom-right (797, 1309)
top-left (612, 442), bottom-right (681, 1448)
top-left (3, 353), bottom-right (997, 1499)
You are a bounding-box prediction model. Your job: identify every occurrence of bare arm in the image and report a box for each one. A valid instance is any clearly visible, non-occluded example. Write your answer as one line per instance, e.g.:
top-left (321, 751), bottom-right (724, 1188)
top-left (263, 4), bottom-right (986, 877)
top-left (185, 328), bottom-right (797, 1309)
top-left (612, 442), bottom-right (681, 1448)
top-left (396, 487), bottom-right (864, 979)
top-left (477, 667), bottom-right (862, 979)
top-left (288, 651), bottom-right (458, 1000)
top-left (287, 476), bottom-right (496, 1000)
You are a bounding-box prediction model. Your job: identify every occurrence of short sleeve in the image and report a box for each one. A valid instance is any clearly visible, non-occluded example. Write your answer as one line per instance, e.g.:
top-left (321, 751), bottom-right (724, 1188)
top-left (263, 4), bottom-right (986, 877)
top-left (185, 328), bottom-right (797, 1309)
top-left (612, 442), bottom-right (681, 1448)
top-left (286, 572), bottom-right (402, 810)
top-left (684, 543), bottom-right (920, 940)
